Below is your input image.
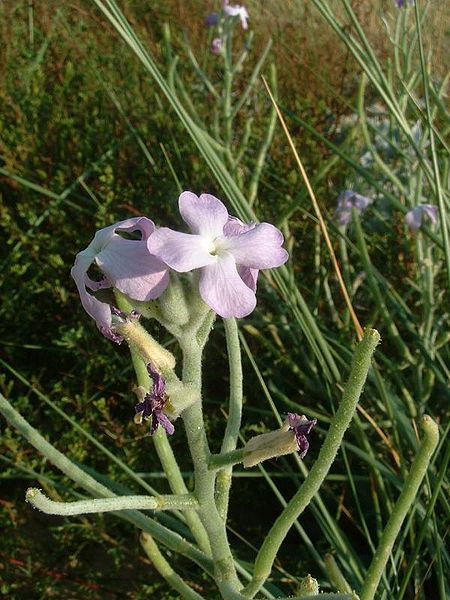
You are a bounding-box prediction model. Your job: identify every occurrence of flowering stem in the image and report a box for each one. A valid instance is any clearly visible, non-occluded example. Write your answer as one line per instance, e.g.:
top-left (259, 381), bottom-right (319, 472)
top-left (360, 415), bottom-right (439, 600)
top-left (26, 488), bottom-right (197, 515)
top-left (0, 393), bottom-right (213, 574)
top-left (140, 532), bottom-right (206, 600)
top-left (180, 335), bottom-right (241, 597)
top-left (242, 329), bottom-right (380, 598)
top-left (116, 293), bottom-right (211, 556)
top-left (216, 318), bottom-right (243, 520)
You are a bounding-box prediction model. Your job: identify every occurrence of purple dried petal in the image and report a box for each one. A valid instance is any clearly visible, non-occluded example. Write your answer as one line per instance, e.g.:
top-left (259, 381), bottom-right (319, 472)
top-left (287, 412), bottom-right (317, 459)
top-left (205, 12), bottom-right (220, 27)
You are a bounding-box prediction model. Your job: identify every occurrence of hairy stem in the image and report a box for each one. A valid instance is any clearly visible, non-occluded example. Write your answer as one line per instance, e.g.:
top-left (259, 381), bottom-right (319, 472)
top-left (360, 415), bottom-right (439, 600)
top-left (216, 318), bottom-right (243, 520)
top-left (26, 488), bottom-right (197, 515)
top-left (242, 329), bottom-right (380, 597)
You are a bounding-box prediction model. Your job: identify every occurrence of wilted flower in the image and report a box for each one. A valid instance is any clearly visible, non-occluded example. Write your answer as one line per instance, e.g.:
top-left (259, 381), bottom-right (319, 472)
top-left (223, 0), bottom-right (249, 30)
top-left (395, 0), bottom-right (414, 7)
top-left (205, 12), bottom-right (220, 27)
top-left (334, 190), bottom-right (371, 227)
top-left (243, 413), bottom-right (316, 468)
top-left (211, 37), bottom-right (223, 55)
top-left (134, 363), bottom-right (175, 435)
top-left (71, 218), bottom-right (169, 342)
top-left (287, 413), bottom-right (317, 459)
top-left (405, 204), bottom-right (439, 232)
top-left (148, 192), bottom-right (288, 318)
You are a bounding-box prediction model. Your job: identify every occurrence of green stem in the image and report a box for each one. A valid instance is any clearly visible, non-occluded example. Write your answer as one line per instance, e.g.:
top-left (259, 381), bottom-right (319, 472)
top-left (180, 336), bottom-right (241, 597)
top-left (116, 294), bottom-right (211, 556)
top-left (141, 532), bottom-right (205, 600)
top-left (324, 554), bottom-right (353, 594)
top-left (242, 329), bottom-right (380, 598)
top-left (360, 415), bottom-right (439, 600)
top-left (209, 449), bottom-right (245, 470)
top-left (0, 393), bottom-right (213, 574)
top-left (216, 319), bottom-right (243, 520)
top-left (26, 488), bottom-right (197, 515)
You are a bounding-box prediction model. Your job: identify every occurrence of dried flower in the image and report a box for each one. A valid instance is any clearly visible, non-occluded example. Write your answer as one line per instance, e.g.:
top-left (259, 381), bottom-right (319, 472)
top-left (134, 364), bottom-right (174, 435)
top-left (211, 37), bottom-right (224, 55)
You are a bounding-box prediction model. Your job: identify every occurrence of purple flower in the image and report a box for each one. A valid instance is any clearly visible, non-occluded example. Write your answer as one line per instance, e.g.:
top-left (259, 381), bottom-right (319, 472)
top-left (222, 0), bottom-right (249, 30)
top-left (405, 204), bottom-right (439, 232)
top-left (147, 192), bottom-right (288, 319)
top-left (334, 190), bottom-right (371, 227)
top-left (211, 37), bottom-right (223, 55)
top-left (71, 218), bottom-right (169, 342)
top-left (395, 0), bottom-right (414, 7)
top-left (205, 12), bottom-right (220, 27)
top-left (134, 363), bottom-right (175, 435)
top-left (287, 413), bottom-right (317, 459)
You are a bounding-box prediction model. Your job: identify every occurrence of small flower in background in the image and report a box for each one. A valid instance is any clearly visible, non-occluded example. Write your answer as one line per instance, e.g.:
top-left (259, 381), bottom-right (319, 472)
top-left (148, 192), bottom-right (288, 319)
top-left (222, 0), bottom-right (249, 30)
top-left (71, 218), bottom-right (169, 342)
top-left (211, 37), bottom-right (223, 54)
top-left (287, 413), bottom-right (317, 459)
top-left (205, 12), bottom-right (220, 27)
top-left (333, 190), bottom-right (371, 227)
top-left (395, 0), bottom-right (415, 7)
top-left (405, 204), bottom-right (439, 232)
top-left (134, 363), bottom-right (175, 435)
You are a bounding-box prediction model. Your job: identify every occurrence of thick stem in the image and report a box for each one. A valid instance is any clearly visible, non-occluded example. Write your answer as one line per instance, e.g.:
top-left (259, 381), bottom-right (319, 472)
top-left (180, 336), bottom-right (241, 597)
top-left (141, 532), bottom-right (205, 600)
top-left (216, 318), bottom-right (243, 520)
top-left (26, 488), bottom-right (197, 515)
top-left (360, 415), bottom-right (439, 600)
top-left (209, 449), bottom-right (245, 470)
top-left (242, 329), bottom-right (380, 598)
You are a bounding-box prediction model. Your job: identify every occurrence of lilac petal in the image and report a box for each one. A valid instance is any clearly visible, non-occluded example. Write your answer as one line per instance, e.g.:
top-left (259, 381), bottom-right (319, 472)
top-left (96, 236), bottom-right (169, 301)
top-left (179, 191), bottom-right (229, 238)
top-left (148, 228), bottom-right (216, 272)
top-left (71, 250), bottom-right (114, 335)
top-left (239, 266), bottom-right (259, 293)
top-left (223, 223), bottom-right (288, 269)
top-left (211, 38), bottom-right (223, 55)
top-left (199, 253), bottom-right (256, 318)
top-left (405, 207), bottom-right (423, 231)
top-left (223, 216), bottom-right (255, 236)
top-left (422, 204), bottom-right (439, 227)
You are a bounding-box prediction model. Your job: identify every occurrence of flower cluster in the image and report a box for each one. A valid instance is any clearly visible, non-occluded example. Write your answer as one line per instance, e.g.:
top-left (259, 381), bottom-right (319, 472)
top-left (72, 192), bottom-right (288, 333)
top-left (205, 1), bottom-right (249, 54)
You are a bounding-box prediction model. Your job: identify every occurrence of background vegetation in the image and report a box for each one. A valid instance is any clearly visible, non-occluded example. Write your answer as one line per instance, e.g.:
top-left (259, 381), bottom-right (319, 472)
top-left (0, 0), bottom-right (448, 598)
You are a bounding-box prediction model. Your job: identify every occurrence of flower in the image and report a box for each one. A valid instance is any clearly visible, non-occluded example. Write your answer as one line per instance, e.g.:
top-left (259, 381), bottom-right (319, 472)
top-left (287, 413), bottom-right (317, 459)
top-left (134, 363), bottom-right (175, 435)
top-left (333, 190), bottom-right (371, 227)
top-left (71, 218), bottom-right (169, 341)
top-left (222, 0), bottom-right (249, 30)
top-left (205, 12), bottom-right (220, 27)
top-left (147, 192), bottom-right (288, 318)
top-left (405, 204), bottom-right (439, 232)
top-left (211, 37), bottom-right (223, 55)
top-left (395, 0), bottom-right (414, 7)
